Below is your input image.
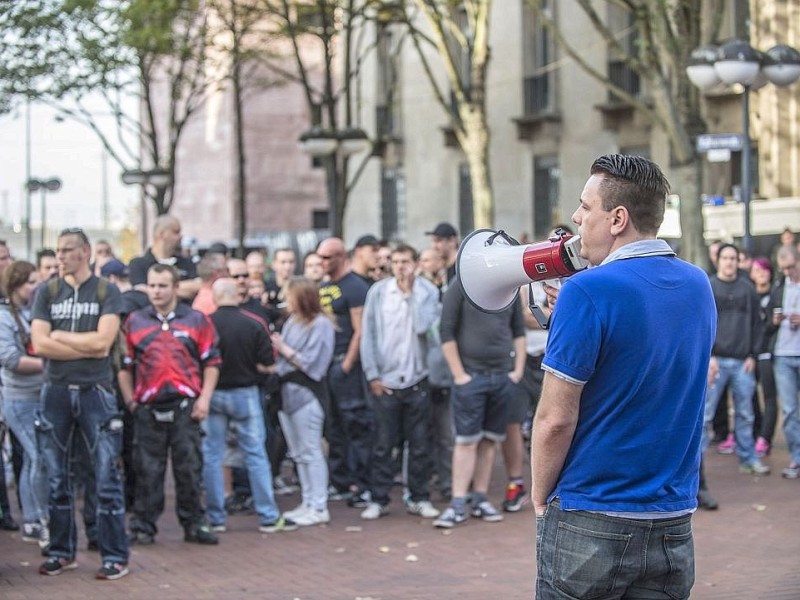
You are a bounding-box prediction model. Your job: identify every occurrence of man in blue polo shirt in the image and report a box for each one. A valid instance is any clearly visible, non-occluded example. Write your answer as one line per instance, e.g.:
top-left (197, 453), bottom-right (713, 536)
top-left (532, 155), bottom-right (716, 599)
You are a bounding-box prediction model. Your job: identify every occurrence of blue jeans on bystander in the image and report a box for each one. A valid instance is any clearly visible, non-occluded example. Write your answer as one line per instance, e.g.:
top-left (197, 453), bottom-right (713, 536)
top-left (36, 383), bottom-right (128, 564)
top-left (202, 386), bottom-right (280, 527)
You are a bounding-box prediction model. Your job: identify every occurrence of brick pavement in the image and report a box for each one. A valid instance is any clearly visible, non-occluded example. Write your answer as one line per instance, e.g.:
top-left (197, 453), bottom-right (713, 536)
top-left (1, 438), bottom-right (799, 600)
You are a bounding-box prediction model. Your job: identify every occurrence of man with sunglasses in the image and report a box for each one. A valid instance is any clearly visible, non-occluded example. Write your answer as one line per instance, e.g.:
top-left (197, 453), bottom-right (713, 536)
top-left (317, 237), bottom-right (372, 505)
top-left (31, 228), bottom-right (129, 580)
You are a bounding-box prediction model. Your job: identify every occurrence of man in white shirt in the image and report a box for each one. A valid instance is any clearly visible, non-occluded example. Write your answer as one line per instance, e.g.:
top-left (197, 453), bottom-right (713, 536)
top-left (359, 244), bottom-right (441, 521)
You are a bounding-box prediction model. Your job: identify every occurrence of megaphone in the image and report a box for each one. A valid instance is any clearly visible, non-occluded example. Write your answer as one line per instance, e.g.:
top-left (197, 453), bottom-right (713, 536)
top-left (457, 228), bottom-right (588, 317)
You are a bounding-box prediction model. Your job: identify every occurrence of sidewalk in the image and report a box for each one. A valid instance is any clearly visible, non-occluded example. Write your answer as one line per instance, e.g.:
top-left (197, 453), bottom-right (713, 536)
top-left (1, 439), bottom-right (798, 599)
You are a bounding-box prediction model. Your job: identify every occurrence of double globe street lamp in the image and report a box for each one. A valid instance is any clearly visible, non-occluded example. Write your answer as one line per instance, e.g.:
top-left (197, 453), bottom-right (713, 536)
top-left (26, 177), bottom-right (62, 251)
top-left (121, 167), bottom-right (172, 249)
top-left (298, 126), bottom-right (371, 237)
top-left (687, 40), bottom-right (800, 253)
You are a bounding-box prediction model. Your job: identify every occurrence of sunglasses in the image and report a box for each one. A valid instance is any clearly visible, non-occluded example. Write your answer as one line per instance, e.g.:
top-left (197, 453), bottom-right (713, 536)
top-left (59, 227), bottom-right (90, 245)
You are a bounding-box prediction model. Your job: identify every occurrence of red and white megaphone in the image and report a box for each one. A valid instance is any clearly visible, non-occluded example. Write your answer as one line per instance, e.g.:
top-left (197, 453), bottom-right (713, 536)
top-left (457, 228), bottom-right (588, 322)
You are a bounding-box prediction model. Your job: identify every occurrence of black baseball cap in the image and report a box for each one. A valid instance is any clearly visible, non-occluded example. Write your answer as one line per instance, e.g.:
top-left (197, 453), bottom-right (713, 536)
top-left (354, 234), bottom-right (381, 248)
top-left (425, 222), bottom-right (458, 238)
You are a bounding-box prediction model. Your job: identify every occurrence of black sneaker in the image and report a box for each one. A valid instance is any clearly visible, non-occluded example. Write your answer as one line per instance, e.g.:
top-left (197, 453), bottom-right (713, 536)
top-left (128, 531), bottom-right (155, 545)
top-left (0, 512), bottom-right (20, 531)
top-left (184, 525), bottom-right (219, 545)
top-left (96, 561), bottom-right (129, 580)
top-left (87, 539), bottom-right (100, 552)
top-left (259, 516), bottom-right (299, 533)
top-left (39, 557), bottom-right (78, 576)
top-left (347, 490), bottom-right (372, 508)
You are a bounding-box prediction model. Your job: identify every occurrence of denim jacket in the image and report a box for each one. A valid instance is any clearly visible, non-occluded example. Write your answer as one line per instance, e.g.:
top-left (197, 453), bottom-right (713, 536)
top-left (360, 276), bottom-right (440, 386)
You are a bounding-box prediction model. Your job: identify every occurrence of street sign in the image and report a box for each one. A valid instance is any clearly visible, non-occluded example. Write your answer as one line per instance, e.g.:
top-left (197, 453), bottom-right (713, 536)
top-left (696, 133), bottom-right (744, 153)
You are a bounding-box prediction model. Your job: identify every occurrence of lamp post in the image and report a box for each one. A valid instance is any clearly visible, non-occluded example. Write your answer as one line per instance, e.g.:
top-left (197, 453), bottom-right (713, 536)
top-left (687, 40), bottom-right (800, 254)
top-left (120, 168), bottom-right (172, 249)
top-left (26, 177), bottom-right (62, 250)
top-left (298, 126), bottom-right (371, 237)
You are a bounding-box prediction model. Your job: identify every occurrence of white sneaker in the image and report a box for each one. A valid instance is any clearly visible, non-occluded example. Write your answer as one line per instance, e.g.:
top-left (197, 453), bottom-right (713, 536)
top-left (406, 500), bottom-right (440, 519)
top-left (38, 522), bottom-right (50, 550)
top-left (210, 524), bottom-right (227, 533)
top-left (360, 502), bottom-right (389, 520)
top-left (283, 504), bottom-right (310, 520)
top-left (293, 508), bottom-right (331, 526)
top-left (21, 522), bottom-right (43, 543)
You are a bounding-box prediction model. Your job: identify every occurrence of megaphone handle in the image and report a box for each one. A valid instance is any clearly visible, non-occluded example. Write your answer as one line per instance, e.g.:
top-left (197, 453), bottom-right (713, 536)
top-left (527, 283), bottom-right (550, 330)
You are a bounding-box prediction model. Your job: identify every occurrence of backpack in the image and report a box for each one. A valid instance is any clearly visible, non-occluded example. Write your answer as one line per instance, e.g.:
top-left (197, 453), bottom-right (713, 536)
top-left (45, 277), bottom-right (125, 373)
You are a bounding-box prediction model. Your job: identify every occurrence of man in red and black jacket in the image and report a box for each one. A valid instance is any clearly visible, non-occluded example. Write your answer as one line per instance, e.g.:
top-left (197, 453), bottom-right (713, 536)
top-left (118, 264), bottom-right (221, 546)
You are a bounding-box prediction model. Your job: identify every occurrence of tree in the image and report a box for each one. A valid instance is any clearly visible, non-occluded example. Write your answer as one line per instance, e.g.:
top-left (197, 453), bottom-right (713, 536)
top-left (257, 0), bottom-right (387, 238)
top-left (207, 0), bottom-right (283, 255)
top-left (0, 0), bottom-right (214, 216)
top-left (402, 0), bottom-right (494, 229)
top-left (527, 0), bottom-right (724, 266)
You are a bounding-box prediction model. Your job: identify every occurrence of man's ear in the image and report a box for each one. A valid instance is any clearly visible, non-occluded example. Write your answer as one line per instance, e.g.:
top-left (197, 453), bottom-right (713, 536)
top-left (609, 206), bottom-right (629, 236)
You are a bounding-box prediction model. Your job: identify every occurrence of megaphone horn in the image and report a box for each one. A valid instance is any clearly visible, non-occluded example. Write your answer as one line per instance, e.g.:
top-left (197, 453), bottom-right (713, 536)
top-left (457, 228), bottom-right (588, 313)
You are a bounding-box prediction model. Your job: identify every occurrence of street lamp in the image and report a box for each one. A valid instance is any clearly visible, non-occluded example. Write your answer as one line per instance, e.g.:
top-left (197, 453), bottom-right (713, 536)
top-left (298, 126), bottom-right (371, 237)
top-left (687, 40), bottom-right (800, 253)
top-left (120, 168), bottom-right (172, 249)
top-left (26, 177), bottom-right (62, 250)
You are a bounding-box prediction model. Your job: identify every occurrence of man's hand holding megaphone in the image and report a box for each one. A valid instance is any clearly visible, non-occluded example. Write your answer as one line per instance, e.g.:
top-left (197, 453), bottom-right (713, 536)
top-left (457, 228), bottom-right (587, 327)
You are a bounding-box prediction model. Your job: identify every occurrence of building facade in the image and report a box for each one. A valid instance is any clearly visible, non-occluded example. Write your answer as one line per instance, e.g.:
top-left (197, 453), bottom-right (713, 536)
top-left (164, 1), bottom-right (799, 255)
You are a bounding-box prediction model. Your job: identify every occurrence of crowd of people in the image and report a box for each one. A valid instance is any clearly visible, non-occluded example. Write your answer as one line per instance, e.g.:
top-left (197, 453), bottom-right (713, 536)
top-left (0, 155), bottom-right (798, 596)
top-left (0, 214), bottom-right (549, 582)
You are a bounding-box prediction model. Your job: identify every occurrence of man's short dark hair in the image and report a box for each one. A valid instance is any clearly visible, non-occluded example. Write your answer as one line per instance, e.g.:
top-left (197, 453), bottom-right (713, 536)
top-left (36, 248), bottom-right (56, 267)
top-left (392, 243), bottom-right (418, 262)
top-left (590, 154), bottom-right (670, 235)
top-left (147, 263), bottom-right (179, 285)
top-left (717, 243), bottom-right (739, 260)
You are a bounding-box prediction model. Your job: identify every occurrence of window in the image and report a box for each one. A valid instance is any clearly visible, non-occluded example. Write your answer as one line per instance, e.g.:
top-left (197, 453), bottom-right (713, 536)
top-left (522, 0), bottom-right (556, 114)
top-left (606, 5), bottom-right (640, 103)
top-left (376, 23), bottom-right (402, 138)
top-left (533, 155), bottom-right (560, 238)
top-left (381, 167), bottom-right (405, 241)
top-left (458, 163), bottom-right (474, 236)
top-left (312, 209), bottom-right (328, 231)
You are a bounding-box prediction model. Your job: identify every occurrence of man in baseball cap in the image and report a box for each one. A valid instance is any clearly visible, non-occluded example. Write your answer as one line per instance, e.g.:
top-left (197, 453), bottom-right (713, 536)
top-left (425, 223), bottom-right (459, 288)
top-left (351, 234), bottom-right (381, 287)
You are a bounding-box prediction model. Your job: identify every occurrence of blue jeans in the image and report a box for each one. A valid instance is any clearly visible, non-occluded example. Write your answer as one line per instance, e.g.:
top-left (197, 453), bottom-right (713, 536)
top-left (36, 383), bottom-right (128, 564)
top-left (536, 500), bottom-right (694, 599)
top-left (202, 386), bottom-right (280, 526)
top-left (774, 356), bottom-right (800, 465)
top-left (702, 357), bottom-right (757, 464)
top-left (368, 380), bottom-right (432, 506)
top-left (4, 398), bottom-right (48, 523)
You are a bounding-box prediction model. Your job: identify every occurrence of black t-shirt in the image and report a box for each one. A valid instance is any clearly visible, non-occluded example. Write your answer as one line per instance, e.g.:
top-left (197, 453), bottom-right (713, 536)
top-left (354, 272), bottom-right (375, 288)
top-left (210, 306), bottom-right (274, 389)
top-left (120, 289), bottom-right (150, 320)
top-left (128, 249), bottom-right (198, 286)
top-left (319, 271), bottom-right (369, 355)
top-left (31, 275), bottom-right (122, 385)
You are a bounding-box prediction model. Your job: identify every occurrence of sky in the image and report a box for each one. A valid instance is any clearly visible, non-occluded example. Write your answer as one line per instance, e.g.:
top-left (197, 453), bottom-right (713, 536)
top-left (0, 97), bottom-right (140, 236)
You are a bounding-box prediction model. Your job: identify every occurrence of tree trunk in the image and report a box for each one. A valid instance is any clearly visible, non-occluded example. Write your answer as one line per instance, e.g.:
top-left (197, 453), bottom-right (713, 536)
top-left (460, 110), bottom-right (493, 230)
